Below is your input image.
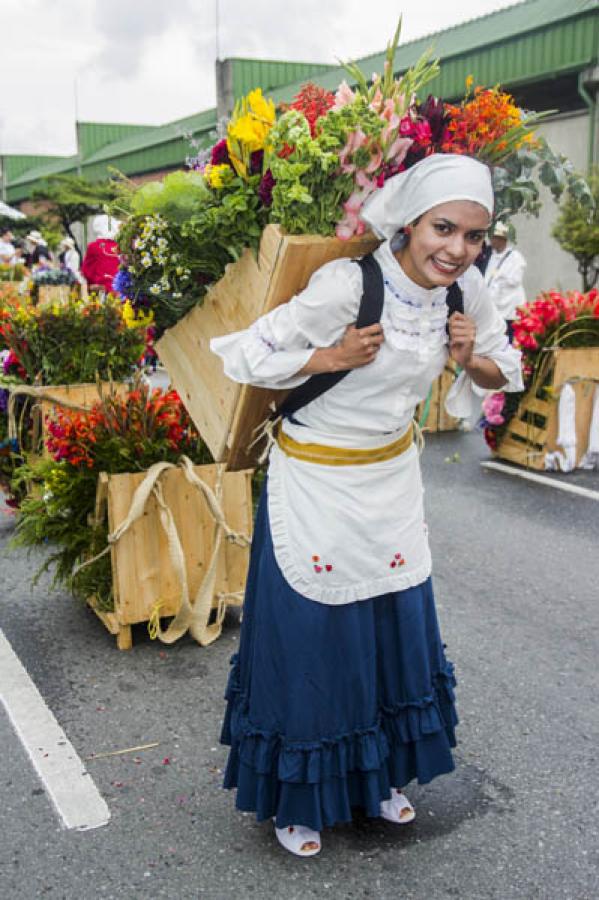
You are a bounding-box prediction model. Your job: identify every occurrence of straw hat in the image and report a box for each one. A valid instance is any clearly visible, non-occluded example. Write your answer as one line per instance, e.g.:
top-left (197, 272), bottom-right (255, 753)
top-left (26, 230), bottom-right (47, 245)
top-left (493, 221), bottom-right (510, 238)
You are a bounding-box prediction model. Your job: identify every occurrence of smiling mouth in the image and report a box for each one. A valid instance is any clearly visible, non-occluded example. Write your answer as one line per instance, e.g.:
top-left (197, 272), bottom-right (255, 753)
top-left (431, 256), bottom-right (463, 274)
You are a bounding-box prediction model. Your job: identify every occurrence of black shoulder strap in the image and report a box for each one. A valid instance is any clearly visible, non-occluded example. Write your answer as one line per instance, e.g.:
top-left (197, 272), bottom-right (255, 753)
top-left (445, 281), bottom-right (463, 334)
top-left (275, 253), bottom-right (384, 420)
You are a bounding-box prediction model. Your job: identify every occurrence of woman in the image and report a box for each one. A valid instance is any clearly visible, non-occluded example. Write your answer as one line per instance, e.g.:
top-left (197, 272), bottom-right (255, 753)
top-left (211, 154), bottom-right (523, 857)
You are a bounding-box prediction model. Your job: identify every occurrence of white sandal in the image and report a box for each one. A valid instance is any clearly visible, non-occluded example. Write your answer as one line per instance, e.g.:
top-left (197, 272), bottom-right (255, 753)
top-left (379, 788), bottom-right (416, 825)
top-left (274, 823), bottom-right (322, 857)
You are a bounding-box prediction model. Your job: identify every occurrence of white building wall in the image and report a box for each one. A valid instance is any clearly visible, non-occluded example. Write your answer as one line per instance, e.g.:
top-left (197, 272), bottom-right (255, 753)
top-left (512, 112), bottom-right (590, 300)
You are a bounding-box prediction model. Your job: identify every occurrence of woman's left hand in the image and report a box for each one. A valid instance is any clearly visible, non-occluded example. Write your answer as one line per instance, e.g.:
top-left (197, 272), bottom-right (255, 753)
top-left (448, 312), bottom-right (476, 368)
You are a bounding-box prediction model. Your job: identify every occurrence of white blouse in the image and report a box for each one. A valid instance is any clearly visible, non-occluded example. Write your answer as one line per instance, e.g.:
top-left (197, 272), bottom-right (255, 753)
top-left (211, 240), bottom-right (523, 605)
top-left (212, 239), bottom-right (523, 439)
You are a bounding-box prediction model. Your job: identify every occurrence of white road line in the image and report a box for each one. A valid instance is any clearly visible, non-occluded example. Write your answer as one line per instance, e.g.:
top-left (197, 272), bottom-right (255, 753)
top-left (481, 461), bottom-right (599, 502)
top-left (0, 629), bottom-right (110, 831)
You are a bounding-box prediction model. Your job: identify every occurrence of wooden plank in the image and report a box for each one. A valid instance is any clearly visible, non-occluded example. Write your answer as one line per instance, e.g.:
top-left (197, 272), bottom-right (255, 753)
top-left (518, 396), bottom-right (551, 418)
top-left (37, 285), bottom-right (72, 308)
top-left (546, 348), bottom-right (599, 466)
top-left (497, 347), bottom-right (599, 470)
top-left (507, 418), bottom-right (547, 446)
top-left (496, 436), bottom-right (546, 470)
top-left (103, 464), bottom-right (253, 628)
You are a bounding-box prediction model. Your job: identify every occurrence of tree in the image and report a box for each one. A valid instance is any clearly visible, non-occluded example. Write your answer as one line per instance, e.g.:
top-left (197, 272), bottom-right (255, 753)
top-left (32, 175), bottom-right (119, 254)
top-left (552, 166), bottom-right (599, 291)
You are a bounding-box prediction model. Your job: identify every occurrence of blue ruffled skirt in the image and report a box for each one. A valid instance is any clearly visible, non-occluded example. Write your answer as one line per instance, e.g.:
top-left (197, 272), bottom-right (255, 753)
top-left (221, 485), bottom-right (458, 832)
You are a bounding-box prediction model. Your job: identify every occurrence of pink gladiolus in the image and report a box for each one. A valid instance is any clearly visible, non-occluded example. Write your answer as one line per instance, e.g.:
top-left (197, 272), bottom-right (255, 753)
top-left (333, 80), bottom-right (357, 110)
top-left (385, 136), bottom-right (413, 164)
top-left (365, 148), bottom-right (384, 173)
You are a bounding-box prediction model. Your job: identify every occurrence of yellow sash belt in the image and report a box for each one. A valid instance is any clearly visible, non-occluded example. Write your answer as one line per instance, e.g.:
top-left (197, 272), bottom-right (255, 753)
top-left (276, 423), bottom-right (414, 466)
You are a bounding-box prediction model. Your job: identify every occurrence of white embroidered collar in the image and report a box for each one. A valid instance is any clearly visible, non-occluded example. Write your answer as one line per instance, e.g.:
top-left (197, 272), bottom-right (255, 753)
top-left (375, 240), bottom-right (448, 307)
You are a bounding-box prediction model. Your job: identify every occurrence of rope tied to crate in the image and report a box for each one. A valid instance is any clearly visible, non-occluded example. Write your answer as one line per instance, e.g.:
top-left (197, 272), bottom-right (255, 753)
top-left (73, 456), bottom-right (251, 647)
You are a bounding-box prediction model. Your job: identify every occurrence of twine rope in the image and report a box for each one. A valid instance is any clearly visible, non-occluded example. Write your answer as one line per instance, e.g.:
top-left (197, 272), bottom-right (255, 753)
top-left (74, 456), bottom-right (251, 647)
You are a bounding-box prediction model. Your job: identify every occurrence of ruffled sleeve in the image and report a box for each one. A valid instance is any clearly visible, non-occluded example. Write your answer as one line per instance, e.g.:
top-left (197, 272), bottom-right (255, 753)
top-left (445, 267), bottom-right (524, 419)
top-left (210, 258), bottom-right (362, 389)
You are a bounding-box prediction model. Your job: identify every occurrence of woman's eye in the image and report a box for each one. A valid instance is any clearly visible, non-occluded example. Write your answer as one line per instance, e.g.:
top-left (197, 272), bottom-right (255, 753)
top-left (434, 224), bottom-right (451, 234)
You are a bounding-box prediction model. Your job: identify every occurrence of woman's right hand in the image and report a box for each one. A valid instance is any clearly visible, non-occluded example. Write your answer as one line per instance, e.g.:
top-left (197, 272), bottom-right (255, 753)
top-left (299, 323), bottom-right (384, 375)
top-left (336, 323), bottom-right (385, 369)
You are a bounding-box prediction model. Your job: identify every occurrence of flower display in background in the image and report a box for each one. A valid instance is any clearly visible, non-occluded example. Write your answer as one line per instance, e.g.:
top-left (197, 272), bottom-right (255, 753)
top-left (0, 296), bottom-right (146, 385)
top-left (481, 287), bottom-right (599, 451)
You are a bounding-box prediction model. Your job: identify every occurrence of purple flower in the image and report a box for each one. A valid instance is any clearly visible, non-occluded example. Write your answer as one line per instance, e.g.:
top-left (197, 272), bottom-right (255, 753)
top-left (112, 267), bottom-right (134, 298)
top-left (418, 95), bottom-right (447, 145)
top-left (250, 149), bottom-right (264, 175)
top-left (258, 170), bottom-right (275, 207)
top-left (210, 139), bottom-right (231, 166)
top-left (0, 388), bottom-right (8, 415)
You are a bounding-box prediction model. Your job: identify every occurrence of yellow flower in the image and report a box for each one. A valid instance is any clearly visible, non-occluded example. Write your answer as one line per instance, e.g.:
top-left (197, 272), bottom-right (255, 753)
top-left (121, 299), bottom-right (153, 328)
top-left (204, 163), bottom-right (233, 189)
top-left (226, 87), bottom-right (276, 179)
top-left (247, 88), bottom-right (276, 126)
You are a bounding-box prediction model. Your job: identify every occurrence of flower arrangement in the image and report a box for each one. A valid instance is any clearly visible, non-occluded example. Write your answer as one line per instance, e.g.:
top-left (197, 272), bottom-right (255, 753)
top-left (0, 295), bottom-right (148, 386)
top-left (481, 288), bottom-right (599, 449)
top-left (12, 383), bottom-right (211, 609)
top-left (31, 266), bottom-right (78, 286)
top-left (0, 263), bottom-right (27, 283)
top-left (111, 22), bottom-right (590, 335)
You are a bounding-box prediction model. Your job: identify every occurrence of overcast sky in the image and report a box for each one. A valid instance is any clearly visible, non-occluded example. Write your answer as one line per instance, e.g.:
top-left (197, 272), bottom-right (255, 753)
top-left (1, 0), bottom-right (519, 156)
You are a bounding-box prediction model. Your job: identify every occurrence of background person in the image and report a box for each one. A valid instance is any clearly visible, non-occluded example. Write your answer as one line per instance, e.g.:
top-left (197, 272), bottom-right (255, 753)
top-left (484, 221), bottom-right (527, 341)
top-left (24, 230), bottom-right (51, 267)
top-left (0, 228), bottom-right (16, 265)
top-left (58, 236), bottom-right (83, 283)
top-left (81, 214), bottom-right (120, 293)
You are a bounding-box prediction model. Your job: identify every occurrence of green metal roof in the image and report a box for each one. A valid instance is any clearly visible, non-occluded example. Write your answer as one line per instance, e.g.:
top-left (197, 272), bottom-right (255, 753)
top-left (8, 154), bottom-right (77, 187)
top-left (2, 154), bottom-right (72, 182)
top-left (83, 108), bottom-right (217, 165)
top-left (77, 121), bottom-right (156, 160)
top-left (269, 0), bottom-right (599, 104)
top-left (228, 58), bottom-right (337, 101)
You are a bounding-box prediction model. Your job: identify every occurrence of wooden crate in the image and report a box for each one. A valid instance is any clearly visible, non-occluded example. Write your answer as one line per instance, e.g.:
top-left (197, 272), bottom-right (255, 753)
top-left (37, 284), bottom-right (72, 308)
top-left (36, 382), bottom-right (129, 456)
top-left (496, 347), bottom-right (599, 470)
top-left (416, 362), bottom-right (460, 432)
top-left (89, 464), bottom-right (253, 650)
top-left (156, 224), bottom-right (380, 470)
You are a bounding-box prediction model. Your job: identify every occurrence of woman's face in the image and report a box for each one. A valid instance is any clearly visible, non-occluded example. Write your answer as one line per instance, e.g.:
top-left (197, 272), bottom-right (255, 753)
top-left (397, 200), bottom-right (490, 289)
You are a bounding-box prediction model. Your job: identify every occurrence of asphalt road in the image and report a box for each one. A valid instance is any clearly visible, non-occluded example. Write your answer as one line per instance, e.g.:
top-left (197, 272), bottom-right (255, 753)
top-left (1, 430), bottom-right (598, 900)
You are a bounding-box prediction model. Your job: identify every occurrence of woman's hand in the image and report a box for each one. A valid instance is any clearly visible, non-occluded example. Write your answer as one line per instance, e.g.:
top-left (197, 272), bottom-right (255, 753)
top-left (337, 323), bottom-right (385, 369)
top-left (448, 312), bottom-right (476, 368)
top-left (299, 323), bottom-right (384, 375)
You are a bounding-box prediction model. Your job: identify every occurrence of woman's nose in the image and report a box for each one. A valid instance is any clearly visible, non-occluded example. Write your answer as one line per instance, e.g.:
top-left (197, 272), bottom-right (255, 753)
top-left (445, 232), bottom-right (467, 259)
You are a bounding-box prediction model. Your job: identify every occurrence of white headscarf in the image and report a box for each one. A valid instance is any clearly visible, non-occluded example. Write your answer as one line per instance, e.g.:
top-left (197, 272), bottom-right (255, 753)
top-left (360, 153), bottom-right (494, 239)
top-left (92, 214), bottom-right (120, 240)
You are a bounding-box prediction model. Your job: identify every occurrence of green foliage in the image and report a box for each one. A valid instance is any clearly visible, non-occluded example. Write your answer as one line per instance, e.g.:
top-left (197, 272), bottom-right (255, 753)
top-left (32, 175), bottom-right (119, 252)
top-left (267, 110), bottom-right (354, 235)
top-left (131, 170), bottom-right (212, 222)
top-left (552, 166), bottom-right (599, 290)
top-left (117, 176), bottom-right (267, 336)
top-left (1, 298), bottom-right (145, 385)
